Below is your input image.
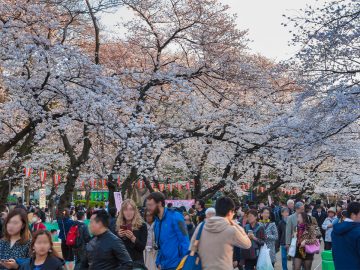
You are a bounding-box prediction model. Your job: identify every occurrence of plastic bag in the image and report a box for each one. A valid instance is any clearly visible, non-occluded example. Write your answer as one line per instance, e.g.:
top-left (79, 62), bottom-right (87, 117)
top-left (288, 237), bottom-right (297, 257)
top-left (256, 244), bottom-right (274, 270)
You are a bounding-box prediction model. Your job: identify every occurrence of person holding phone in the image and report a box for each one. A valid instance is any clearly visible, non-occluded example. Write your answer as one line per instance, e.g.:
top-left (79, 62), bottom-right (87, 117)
top-left (0, 209), bottom-right (31, 270)
top-left (241, 209), bottom-right (265, 270)
top-left (116, 199), bottom-right (147, 270)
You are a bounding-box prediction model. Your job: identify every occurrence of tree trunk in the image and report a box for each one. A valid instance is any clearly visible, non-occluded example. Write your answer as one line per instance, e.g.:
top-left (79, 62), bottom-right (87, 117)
top-left (0, 129), bottom-right (35, 205)
top-left (57, 126), bottom-right (91, 214)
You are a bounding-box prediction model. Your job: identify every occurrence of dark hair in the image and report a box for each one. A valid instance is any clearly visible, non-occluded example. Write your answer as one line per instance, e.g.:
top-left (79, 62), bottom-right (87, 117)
top-left (247, 209), bottom-right (258, 218)
top-left (76, 211), bottom-right (85, 220)
top-left (305, 204), bottom-right (312, 212)
top-left (196, 199), bottom-right (205, 209)
top-left (167, 203), bottom-right (173, 208)
top-left (92, 209), bottom-right (110, 227)
top-left (215, 197), bottom-right (235, 217)
top-left (147, 192), bottom-right (165, 207)
top-left (108, 207), bottom-right (117, 218)
top-left (61, 208), bottom-right (70, 219)
top-left (347, 202), bottom-right (360, 218)
top-left (50, 229), bottom-right (57, 233)
top-left (4, 208), bottom-right (30, 244)
top-left (260, 207), bottom-right (271, 214)
top-left (33, 212), bottom-right (41, 218)
top-left (298, 212), bottom-right (311, 225)
top-left (31, 230), bottom-right (60, 258)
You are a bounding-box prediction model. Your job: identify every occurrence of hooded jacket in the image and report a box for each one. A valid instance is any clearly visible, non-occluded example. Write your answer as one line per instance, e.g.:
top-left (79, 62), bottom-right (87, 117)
top-left (154, 208), bottom-right (190, 270)
top-left (190, 217), bottom-right (251, 270)
top-left (331, 221), bottom-right (360, 270)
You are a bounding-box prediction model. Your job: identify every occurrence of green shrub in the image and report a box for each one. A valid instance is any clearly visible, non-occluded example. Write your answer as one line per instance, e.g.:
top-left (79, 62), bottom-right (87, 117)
top-left (74, 200), bottom-right (105, 208)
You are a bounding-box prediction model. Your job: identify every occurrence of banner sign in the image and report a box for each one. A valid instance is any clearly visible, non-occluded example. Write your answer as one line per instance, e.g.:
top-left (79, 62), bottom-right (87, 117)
top-left (114, 192), bottom-right (123, 212)
top-left (39, 188), bottom-right (46, 209)
top-left (165, 200), bottom-right (195, 210)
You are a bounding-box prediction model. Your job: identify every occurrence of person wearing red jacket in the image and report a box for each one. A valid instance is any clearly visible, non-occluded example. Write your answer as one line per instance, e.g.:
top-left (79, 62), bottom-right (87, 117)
top-left (30, 212), bottom-right (46, 234)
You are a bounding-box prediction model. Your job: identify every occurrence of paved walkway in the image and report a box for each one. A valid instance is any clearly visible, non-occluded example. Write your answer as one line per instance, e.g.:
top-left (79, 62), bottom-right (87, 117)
top-left (274, 244), bottom-right (323, 270)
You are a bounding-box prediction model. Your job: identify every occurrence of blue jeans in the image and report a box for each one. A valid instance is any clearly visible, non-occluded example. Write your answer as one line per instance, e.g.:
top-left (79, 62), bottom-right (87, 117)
top-left (280, 245), bottom-right (288, 270)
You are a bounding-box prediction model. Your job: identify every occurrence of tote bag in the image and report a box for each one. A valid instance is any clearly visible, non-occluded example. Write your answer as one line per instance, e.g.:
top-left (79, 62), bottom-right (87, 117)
top-left (288, 237), bottom-right (297, 257)
top-left (177, 222), bottom-right (205, 270)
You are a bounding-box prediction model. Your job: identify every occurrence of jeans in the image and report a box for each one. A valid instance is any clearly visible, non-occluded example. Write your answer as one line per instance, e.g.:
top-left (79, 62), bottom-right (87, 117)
top-left (280, 245), bottom-right (288, 270)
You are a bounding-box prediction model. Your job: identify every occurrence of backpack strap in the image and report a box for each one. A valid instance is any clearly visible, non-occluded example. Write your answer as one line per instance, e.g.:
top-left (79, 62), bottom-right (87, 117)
top-left (196, 222), bottom-right (206, 241)
top-left (191, 222), bottom-right (206, 255)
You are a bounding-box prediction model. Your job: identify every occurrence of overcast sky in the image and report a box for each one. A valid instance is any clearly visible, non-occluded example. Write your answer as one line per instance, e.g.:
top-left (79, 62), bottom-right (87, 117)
top-left (101, 0), bottom-right (324, 61)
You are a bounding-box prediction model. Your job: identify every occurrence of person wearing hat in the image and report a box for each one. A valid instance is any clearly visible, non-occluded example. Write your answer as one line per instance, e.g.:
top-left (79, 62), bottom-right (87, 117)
top-left (321, 207), bottom-right (337, 250)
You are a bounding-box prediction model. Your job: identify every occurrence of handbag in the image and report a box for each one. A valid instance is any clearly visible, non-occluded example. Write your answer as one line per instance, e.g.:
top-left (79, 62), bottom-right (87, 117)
top-left (305, 239), bottom-right (320, 254)
top-left (177, 222), bottom-right (205, 270)
top-left (288, 237), bottom-right (297, 257)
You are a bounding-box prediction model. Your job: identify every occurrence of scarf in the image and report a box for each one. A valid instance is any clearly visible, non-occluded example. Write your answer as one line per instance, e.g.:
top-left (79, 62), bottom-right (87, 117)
top-left (259, 219), bottom-right (270, 224)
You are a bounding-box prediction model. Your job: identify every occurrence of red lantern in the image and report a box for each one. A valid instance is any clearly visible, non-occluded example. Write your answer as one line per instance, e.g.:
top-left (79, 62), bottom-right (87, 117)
top-left (117, 176), bottom-right (121, 186)
top-left (93, 179), bottom-right (97, 188)
top-left (137, 180), bottom-right (144, 189)
top-left (103, 179), bottom-right (107, 188)
top-left (24, 168), bottom-right (32, 177)
top-left (151, 182), bottom-right (155, 189)
top-left (53, 174), bottom-right (60, 188)
top-left (81, 180), bottom-right (85, 188)
top-left (39, 170), bottom-right (47, 187)
top-left (185, 182), bottom-right (190, 190)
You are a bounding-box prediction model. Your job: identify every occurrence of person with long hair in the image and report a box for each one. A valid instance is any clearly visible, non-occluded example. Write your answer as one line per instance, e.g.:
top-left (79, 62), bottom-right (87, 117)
top-left (294, 212), bottom-right (318, 270)
top-left (19, 230), bottom-right (65, 270)
top-left (0, 209), bottom-right (31, 270)
top-left (116, 199), bottom-right (147, 270)
top-left (259, 207), bottom-right (278, 266)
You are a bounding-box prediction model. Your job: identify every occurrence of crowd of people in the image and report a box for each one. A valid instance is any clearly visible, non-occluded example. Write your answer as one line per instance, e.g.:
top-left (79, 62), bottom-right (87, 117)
top-left (0, 194), bottom-right (360, 270)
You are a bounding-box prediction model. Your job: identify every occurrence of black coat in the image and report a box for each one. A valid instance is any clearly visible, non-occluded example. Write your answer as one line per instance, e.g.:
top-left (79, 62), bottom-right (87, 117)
top-left (120, 223), bottom-right (147, 269)
top-left (80, 230), bottom-right (133, 270)
top-left (312, 210), bottom-right (327, 228)
top-left (277, 219), bottom-right (287, 246)
top-left (19, 255), bottom-right (65, 270)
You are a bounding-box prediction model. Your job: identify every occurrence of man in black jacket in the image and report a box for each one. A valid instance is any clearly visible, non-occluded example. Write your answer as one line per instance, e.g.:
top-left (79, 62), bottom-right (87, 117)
top-left (312, 204), bottom-right (327, 241)
top-left (80, 209), bottom-right (133, 270)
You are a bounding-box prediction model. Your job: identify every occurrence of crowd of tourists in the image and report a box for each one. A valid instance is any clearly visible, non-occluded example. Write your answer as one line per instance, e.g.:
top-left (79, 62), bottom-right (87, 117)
top-left (0, 194), bottom-right (359, 270)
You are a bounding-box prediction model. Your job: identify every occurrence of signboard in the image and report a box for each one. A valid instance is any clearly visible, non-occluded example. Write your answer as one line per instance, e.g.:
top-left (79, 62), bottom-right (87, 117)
top-left (165, 200), bottom-right (195, 210)
top-left (39, 188), bottom-right (46, 209)
top-left (114, 192), bottom-right (123, 212)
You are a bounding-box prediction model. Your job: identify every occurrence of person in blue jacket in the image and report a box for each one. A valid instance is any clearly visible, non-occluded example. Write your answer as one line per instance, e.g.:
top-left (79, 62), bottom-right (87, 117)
top-left (331, 201), bottom-right (360, 270)
top-left (146, 192), bottom-right (189, 270)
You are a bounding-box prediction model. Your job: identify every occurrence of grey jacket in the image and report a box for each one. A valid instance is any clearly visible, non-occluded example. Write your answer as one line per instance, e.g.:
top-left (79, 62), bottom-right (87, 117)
top-left (285, 213), bottom-right (298, 245)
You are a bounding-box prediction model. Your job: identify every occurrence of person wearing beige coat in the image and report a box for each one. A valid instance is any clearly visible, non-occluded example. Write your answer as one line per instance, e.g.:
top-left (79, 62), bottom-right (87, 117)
top-left (189, 197), bottom-right (252, 270)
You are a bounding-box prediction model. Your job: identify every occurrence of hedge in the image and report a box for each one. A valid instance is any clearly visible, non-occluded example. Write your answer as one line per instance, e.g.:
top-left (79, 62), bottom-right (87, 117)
top-left (74, 200), bottom-right (105, 208)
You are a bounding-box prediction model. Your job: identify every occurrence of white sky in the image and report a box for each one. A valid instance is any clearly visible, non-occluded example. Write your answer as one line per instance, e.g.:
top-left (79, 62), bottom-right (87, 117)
top-left (101, 0), bottom-right (324, 61)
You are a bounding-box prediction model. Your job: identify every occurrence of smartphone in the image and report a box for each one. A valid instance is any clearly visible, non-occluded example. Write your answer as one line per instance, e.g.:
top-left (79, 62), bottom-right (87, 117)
top-left (120, 224), bottom-right (132, 231)
top-left (248, 230), bottom-right (253, 235)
